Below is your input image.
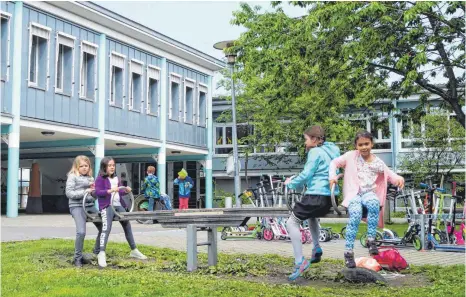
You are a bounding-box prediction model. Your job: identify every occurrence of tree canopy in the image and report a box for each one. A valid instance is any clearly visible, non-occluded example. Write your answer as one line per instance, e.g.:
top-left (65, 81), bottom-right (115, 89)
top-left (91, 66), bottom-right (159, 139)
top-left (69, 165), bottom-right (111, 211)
top-left (219, 1), bottom-right (464, 156)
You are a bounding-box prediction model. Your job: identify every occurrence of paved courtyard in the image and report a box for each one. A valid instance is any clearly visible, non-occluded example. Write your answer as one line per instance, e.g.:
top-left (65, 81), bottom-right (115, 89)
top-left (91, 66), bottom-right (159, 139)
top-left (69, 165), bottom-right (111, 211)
top-left (2, 214), bottom-right (465, 266)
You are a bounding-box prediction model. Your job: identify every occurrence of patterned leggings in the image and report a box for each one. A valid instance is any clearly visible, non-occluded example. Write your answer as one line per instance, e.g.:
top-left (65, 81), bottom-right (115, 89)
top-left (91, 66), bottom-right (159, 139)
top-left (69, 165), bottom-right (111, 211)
top-left (345, 192), bottom-right (380, 250)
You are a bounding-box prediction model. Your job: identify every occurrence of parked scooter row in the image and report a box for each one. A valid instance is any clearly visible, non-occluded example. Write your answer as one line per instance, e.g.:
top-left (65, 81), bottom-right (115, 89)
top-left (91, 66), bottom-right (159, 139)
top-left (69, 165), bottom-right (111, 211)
top-left (358, 179), bottom-right (465, 252)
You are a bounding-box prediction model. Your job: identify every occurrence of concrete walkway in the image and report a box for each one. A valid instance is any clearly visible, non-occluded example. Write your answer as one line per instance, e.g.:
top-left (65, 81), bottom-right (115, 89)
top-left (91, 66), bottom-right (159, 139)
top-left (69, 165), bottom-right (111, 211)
top-left (2, 214), bottom-right (464, 266)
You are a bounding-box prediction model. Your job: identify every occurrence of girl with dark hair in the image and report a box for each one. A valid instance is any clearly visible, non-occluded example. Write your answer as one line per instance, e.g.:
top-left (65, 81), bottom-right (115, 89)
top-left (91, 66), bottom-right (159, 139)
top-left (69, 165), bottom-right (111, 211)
top-left (94, 157), bottom-right (147, 268)
top-left (284, 125), bottom-right (341, 281)
top-left (329, 130), bottom-right (405, 268)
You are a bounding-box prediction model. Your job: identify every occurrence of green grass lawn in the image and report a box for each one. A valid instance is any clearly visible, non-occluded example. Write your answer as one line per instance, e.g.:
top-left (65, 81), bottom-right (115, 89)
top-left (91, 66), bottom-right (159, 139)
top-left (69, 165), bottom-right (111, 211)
top-left (1, 239), bottom-right (464, 297)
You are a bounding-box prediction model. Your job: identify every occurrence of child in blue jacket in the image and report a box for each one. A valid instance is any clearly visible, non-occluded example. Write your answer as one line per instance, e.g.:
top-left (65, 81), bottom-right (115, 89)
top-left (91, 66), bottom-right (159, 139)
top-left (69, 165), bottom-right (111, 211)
top-left (141, 166), bottom-right (160, 211)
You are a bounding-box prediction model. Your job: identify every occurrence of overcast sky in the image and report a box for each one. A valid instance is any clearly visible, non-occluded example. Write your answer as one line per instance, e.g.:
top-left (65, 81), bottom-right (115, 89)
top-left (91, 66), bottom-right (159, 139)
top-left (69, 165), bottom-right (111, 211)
top-left (94, 1), bottom-right (306, 95)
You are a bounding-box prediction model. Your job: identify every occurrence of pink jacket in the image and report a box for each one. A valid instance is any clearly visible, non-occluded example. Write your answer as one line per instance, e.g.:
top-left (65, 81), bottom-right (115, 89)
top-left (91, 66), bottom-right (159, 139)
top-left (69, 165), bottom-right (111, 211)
top-left (329, 150), bottom-right (403, 228)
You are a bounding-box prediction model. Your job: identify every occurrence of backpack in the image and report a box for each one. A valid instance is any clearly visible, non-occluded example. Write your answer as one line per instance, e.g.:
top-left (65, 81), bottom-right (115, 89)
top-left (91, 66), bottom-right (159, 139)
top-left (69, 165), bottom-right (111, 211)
top-left (355, 257), bottom-right (382, 272)
top-left (372, 247), bottom-right (409, 271)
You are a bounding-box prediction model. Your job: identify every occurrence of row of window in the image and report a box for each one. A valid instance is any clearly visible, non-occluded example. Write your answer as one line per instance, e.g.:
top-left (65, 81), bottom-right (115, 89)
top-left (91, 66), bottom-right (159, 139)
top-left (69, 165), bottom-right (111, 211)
top-left (168, 73), bottom-right (208, 126)
top-left (214, 117), bottom-right (391, 155)
top-left (214, 111), bottom-right (462, 155)
top-left (1, 16), bottom-right (208, 126)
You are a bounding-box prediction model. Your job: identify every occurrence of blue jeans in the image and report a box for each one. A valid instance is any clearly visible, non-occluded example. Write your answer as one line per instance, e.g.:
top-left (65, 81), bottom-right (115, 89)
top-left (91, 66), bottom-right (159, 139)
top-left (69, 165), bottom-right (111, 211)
top-left (70, 206), bottom-right (102, 262)
top-left (160, 194), bottom-right (172, 210)
top-left (147, 197), bottom-right (155, 211)
top-left (147, 195), bottom-right (172, 211)
top-left (344, 191), bottom-right (380, 250)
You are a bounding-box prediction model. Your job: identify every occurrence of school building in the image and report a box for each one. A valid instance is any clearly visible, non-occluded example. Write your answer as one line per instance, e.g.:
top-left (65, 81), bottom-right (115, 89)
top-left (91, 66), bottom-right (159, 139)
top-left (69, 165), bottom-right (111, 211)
top-left (0, 1), bottom-right (224, 216)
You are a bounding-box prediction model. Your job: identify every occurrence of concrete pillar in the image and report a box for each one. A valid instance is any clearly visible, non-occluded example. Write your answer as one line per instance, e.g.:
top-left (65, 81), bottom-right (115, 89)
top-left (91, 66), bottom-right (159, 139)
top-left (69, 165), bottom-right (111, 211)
top-left (205, 76), bottom-right (213, 208)
top-left (157, 57), bottom-right (167, 193)
top-left (6, 1), bottom-right (23, 217)
top-left (95, 33), bottom-right (106, 177)
top-left (26, 162), bottom-right (43, 214)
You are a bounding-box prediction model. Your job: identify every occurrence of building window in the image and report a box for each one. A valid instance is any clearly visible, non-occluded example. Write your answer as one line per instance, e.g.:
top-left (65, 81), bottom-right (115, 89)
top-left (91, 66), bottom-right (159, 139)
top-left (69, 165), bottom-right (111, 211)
top-left (146, 65), bottom-right (160, 115)
top-left (109, 52), bottom-right (125, 107)
top-left (169, 73), bottom-right (182, 121)
top-left (55, 32), bottom-right (75, 95)
top-left (1, 11), bottom-right (11, 81)
top-left (197, 83), bottom-right (208, 127)
top-left (399, 109), bottom-right (461, 150)
top-left (214, 124), bottom-right (254, 155)
top-left (80, 41), bottom-right (97, 100)
top-left (348, 114), bottom-right (392, 150)
top-left (369, 116), bottom-right (391, 150)
top-left (184, 78), bottom-right (195, 124)
top-left (28, 23), bottom-right (51, 89)
top-left (129, 59), bottom-right (143, 111)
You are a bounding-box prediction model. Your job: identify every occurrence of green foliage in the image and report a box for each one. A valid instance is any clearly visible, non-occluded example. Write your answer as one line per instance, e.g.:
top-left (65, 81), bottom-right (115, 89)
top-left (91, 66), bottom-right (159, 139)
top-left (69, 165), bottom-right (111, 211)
top-left (399, 112), bottom-right (465, 184)
top-left (219, 1), bottom-right (464, 156)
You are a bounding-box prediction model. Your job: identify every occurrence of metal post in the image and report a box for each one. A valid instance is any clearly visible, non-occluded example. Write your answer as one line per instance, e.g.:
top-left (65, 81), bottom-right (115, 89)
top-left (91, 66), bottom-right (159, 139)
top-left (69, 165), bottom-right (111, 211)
top-left (186, 224), bottom-right (197, 271)
top-left (419, 214), bottom-right (426, 251)
top-left (207, 227), bottom-right (218, 266)
top-left (229, 64), bottom-right (241, 208)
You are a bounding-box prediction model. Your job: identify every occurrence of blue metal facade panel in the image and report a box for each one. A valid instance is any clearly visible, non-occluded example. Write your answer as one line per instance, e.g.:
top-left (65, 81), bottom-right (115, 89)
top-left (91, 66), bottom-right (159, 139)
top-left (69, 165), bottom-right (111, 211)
top-left (166, 61), bottom-right (208, 147)
top-left (0, 2), bottom-right (14, 115)
top-left (104, 38), bottom-right (161, 139)
top-left (20, 5), bottom-right (99, 129)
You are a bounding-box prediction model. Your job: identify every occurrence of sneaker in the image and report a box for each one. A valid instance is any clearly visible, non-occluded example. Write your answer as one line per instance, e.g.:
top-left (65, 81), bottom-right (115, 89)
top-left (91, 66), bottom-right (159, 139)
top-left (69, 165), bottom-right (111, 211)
top-left (288, 257), bottom-right (311, 281)
top-left (97, 251), bottom-right (107, 268)
top-left (310, 247), bottom-right (323, 264)
top-left (130, 248), bottom-right (148, 260)
top-left (73, 258), bottom-right (83, 268)
top-left (367, 239), bottom-right (379, 255)
top-left (344, 251), bottom-right (356, 268)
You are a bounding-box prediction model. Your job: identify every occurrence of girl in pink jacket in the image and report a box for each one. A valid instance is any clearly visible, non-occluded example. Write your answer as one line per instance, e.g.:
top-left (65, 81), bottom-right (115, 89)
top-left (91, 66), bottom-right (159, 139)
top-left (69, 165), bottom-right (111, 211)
top-left (329, 131), bottom-right (404, 268)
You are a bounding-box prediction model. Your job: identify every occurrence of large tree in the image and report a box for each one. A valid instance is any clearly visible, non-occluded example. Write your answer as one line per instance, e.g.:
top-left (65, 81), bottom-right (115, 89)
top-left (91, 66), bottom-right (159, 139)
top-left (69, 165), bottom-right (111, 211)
top-left (224, 1), bottom-right (464, 152)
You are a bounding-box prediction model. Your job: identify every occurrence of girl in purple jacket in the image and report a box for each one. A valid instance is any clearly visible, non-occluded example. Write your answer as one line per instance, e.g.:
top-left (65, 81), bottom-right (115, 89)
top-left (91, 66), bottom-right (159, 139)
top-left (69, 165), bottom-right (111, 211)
top-left (94, 156), bottom-right (147, 268)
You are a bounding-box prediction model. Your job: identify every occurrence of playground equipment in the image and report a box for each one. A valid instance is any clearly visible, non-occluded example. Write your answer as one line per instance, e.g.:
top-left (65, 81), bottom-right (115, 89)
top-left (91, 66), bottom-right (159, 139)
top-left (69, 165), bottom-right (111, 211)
top-left (83, 186), bottom-right (134, 220)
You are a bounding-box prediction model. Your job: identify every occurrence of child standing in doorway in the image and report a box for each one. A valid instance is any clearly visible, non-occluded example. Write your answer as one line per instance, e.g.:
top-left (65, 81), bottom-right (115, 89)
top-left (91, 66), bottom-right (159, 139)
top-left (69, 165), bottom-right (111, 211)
top-left (329, 130), bottom-right (404, 268)
top-left (141, 166), bottom-right (160, 211)
top-left (174, 168), bottom-right (193, 210)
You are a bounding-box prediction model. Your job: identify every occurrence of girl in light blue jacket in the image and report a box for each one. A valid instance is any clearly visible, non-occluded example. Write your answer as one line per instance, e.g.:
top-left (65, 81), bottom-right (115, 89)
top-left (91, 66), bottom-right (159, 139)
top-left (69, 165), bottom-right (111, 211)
top-left (284, 126), bottom-right (340, 281)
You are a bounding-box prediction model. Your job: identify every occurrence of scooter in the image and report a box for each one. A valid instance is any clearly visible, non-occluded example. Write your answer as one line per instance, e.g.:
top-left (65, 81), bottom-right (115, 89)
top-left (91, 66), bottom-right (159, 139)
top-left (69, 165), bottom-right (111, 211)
top-left (221, 221), bottom-right (263, 240)
top-left (360, 187), bottom-right (423, 250)
top-left (421, 182), bottom-right (466, 253)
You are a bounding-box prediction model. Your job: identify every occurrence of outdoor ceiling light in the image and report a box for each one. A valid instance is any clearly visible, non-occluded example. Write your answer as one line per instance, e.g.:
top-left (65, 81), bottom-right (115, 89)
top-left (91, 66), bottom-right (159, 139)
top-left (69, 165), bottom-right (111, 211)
top-left (116, 143), bottom-right (127, 147)
top-left (171, 150), bottom-right (181, 154)
top-left (41, 131), bottom-right (55, 136)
